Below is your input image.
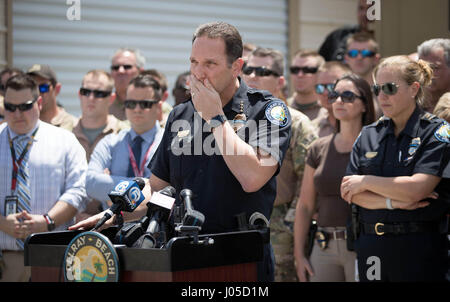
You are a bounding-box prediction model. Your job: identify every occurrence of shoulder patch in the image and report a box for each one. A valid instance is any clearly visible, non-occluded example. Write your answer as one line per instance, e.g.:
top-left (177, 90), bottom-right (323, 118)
top-left (265, 100), bottom-right (290, 127)
top-left (434, 122), bottom-right (450, 143)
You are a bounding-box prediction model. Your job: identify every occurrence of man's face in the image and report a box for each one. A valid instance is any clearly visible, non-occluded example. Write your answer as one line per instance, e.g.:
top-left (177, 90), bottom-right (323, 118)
top-left (79, 74), bottom-right (114, 120)
top-left (111, 51), bottom-right (141, 94)
top-left (125, 84), bottom-right (161, 133)
top-left (316, 70), bottom-right (343, 111)
top-left (242, 55), bottom-right (284, 97)
top-left (190, 36), bottom-right (241, 96)
top-left (290, 56), bottom-right (319, 94)
top-left (30, 75), bottom-right (59, 113)
top-left (344, 41), bottom-right (379, 77)
top-left (419, 47), bottom-right (450, 93)
top-left (4, 88), bottom-right (41, 134)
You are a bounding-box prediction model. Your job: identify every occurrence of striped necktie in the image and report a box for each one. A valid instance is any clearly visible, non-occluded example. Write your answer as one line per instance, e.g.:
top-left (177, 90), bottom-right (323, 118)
top-left (14, 135), bottom-right (32, 249)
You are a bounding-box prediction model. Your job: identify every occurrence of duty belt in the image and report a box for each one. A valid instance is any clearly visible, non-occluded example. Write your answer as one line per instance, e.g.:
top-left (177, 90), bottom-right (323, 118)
top-left (361, 221), bottom-right (440, 236)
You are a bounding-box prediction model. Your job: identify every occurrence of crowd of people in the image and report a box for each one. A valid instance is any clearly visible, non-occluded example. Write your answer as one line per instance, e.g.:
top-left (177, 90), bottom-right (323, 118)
top-left (0, 3), bottom-right (449, 283)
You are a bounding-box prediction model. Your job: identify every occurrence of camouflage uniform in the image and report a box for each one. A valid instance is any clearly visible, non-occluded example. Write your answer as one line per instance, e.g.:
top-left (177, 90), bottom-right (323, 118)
top-left (271, 106), bottom-right (318, 281)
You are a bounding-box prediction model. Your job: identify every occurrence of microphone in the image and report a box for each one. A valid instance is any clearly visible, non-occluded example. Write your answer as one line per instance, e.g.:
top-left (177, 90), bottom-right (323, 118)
top-left (180, 189), bottom-right (205, 227)
top-left (92, 177), bottom-right (146, 231)
top-left (133, 186), bottom-right (176, 248)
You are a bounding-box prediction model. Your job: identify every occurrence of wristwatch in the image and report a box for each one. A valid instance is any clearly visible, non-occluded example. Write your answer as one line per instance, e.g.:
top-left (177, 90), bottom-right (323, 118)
top-left (209, 114), bottom-right (227, 129)
top-left (43, 214), bottom-right (55, 231)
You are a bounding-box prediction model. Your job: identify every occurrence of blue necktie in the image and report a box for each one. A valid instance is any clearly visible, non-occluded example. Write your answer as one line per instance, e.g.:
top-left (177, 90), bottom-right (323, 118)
top-left (127, 135), bottom-right (143, 177)
top-left (14, 135), bottom-right (32, 249)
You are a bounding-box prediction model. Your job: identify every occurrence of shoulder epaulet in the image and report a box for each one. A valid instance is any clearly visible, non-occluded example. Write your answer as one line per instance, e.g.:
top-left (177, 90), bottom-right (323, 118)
top-left (373, 116), bottom-right (389, 127)
top-left (421, 112), bottom-right (440, 123)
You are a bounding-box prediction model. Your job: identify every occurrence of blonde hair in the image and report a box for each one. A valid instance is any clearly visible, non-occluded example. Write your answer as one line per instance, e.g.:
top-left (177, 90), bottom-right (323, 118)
top-left (373, 55), bottom-right (433, 106)
top-left (82, 69), bottom-right (115, 91)
top-left (433, 92), bottom-right (450, 123)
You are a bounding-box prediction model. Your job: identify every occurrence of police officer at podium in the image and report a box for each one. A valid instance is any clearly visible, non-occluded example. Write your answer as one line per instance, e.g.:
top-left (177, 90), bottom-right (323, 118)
top-left (71, 21), bottom-right (291, 282)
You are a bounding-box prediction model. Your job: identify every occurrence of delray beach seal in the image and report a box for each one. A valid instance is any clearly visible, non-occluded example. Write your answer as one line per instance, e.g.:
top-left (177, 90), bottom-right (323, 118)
top-left (63, 231), bottom-right (119, 282)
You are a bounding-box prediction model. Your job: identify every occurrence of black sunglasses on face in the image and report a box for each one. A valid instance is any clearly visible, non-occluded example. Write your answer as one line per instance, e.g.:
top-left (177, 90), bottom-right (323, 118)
top-left (111, 64), bottom-right (134, 71)
top-left (242, 66), bottom-right (280, 77)
top-left (124, 99), bottom-right (159, 110)
top-left (328, 90), bottom-right (363, 104)
top-left (79, 87), bottom-right (112, 98)
top-left (289, 66), bottom-right (319, 75)
top-left (315, 83), bottom-right (335, 94)
top-left (372, 83), bottom-right (399, 96)
top-left (4, 98), bottom-right (38, 112)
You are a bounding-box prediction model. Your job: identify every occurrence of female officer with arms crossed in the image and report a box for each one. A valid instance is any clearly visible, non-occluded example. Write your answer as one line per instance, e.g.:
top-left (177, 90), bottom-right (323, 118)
top-left (341, 55), bottom-right (449, 282)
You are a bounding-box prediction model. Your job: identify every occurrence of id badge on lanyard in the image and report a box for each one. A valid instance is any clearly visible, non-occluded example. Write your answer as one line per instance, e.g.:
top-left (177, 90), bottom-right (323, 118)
top-left (127, 140), bottom-right (155, 177)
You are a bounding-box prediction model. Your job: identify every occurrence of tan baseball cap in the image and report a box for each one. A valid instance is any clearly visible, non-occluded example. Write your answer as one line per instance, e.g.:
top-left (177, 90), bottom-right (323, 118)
top-left (27, 64), bottom-right (57, 84)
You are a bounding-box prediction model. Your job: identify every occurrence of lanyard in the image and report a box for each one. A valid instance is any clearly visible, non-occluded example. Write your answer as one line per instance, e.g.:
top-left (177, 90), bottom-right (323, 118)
top-left (127, 139), bottom-right (155, 177)
top-left (8, 127), bottom-right (39, 192)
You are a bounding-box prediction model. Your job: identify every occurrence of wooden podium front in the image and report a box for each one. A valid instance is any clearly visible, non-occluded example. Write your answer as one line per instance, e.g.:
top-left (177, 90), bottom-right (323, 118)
top-left (24, 228), bottom-right (264, 282)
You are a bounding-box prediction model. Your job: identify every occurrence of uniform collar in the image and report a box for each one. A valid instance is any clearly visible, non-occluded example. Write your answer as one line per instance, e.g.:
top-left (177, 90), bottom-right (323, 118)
top-left (222, 77), bottom-right (250, 116)
top-left (8, 120), bottom-right (40, 141)
top-left (377, 105), bottom-right (423, 143)
top-left (129, 121), bottom-right (159, 143)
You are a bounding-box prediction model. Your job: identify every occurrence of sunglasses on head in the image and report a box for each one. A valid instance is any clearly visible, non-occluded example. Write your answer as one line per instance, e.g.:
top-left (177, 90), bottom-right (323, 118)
top-left (372, 83), bottom-right (399, 96)
top-left (289, 66), bottom-right (318, 75)
top-left (4, 98), bottom-right (38, 112)
top-left (315, 83), bottom-right (335, 94)
top-left (347, 49), bottom-right (376, 58)
top-left (328, 90), bottom-right (363, 104)
top-left (79, 87), bottom-right (112, 98)
top-left (124, 99), bottom-right (159, 110)
top-left (242, 66), bottom-right (280, 77)
top-left (39, 83), bottom-right (50, 94)
top-left (111, 64), bottom-right (134, 71)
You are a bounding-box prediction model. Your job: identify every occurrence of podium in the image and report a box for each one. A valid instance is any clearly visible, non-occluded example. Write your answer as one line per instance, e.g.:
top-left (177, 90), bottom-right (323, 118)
top-left (24, 227), bottom-right (264, 282)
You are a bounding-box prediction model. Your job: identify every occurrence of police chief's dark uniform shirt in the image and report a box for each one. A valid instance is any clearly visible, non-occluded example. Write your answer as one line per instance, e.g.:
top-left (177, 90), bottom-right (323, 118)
top-left (346, 106), bottom-right (450, 224)
top-left (149, 79), bottom-right (291, 233)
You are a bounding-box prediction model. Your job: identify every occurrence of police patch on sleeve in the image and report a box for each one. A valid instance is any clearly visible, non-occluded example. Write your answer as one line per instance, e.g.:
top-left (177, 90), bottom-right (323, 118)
top-left (265, 100), bottom-right (290, 127)
top-left (434, 122), bottom-right (450, 143)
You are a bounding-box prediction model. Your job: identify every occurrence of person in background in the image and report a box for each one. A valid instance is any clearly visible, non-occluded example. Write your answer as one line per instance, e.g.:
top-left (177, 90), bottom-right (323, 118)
top-left (140, 69), bottom-right (172, 127)
top-left (433, 92), bottom-right (450, 123)
top-left (172, 71), bottom-right (191, 106)
top-left (0, 68), bottom-right (24, 124)
top-left (294, 74), bottom-right (375, 282)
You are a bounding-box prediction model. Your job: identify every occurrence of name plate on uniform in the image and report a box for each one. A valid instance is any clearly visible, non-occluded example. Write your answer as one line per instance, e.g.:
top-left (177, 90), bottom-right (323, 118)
top-left (63, 231), bottom-right (119, 282)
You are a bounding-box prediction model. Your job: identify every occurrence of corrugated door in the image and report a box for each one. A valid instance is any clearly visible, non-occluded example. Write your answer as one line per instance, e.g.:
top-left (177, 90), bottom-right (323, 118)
top-left (12, 0), bottom-right (287, 116)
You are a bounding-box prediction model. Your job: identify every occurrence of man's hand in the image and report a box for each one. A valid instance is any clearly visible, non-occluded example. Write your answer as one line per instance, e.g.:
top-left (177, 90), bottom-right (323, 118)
top-left (189, 75), bottom-right (223, 122)
top-left (69, 211), bottom-right (112, 231)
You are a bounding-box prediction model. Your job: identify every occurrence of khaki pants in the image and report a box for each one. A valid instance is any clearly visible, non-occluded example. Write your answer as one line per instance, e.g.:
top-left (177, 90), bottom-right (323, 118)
top-left (0, 251), bottom-right (30, 282)
top-left (309, 228), bottom-right (356, 282)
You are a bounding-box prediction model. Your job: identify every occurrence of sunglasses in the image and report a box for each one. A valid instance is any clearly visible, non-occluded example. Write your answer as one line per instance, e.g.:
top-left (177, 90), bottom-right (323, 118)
top-left (328, 90), bottom-right (363, 104)
top-left (372, 83), bottom-right (399, 96)
top-left (289, 66), bottom-right (318, 75)
top-left (242, 66), bottom-right (280, 77)
top-left (346, 49), bottom-right (376, 58)
top-left (4, 98), bottom-right (38, 112)
top-left (124, 99), bottom-right (159, 110)
top-left (39, 83), bottom-right (50, 94)
top-left (315, 83), bottom-right (335, 94)
top-left (111, 64), bottom-right (134, 71)
top-left (79, 87), bottom-right (112, 98)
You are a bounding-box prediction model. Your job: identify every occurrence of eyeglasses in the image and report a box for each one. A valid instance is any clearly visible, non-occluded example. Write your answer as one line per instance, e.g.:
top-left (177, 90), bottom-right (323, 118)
top-left (79, 87), bottom-right (112, 98)
top-left (346, 49), bottom-right (376, 58)
top-left (4, 98), bottom-right (38, 112)
top-left (124, 99), bottom-right (159, 110)
top-left (289, 66), bottom-right (318, 75)
top-left (372, 83), bottom-right (399, 96)
top-left (242, 66), bottom-right (280, 77)
top-left (39, 83), bottom-right (50, 94)
top-left (328, 90), bottom-right (363, 104)
top-left (315, 83), bottom-right (335, 94)
top-left (111, 64), bottom-right (134, 71)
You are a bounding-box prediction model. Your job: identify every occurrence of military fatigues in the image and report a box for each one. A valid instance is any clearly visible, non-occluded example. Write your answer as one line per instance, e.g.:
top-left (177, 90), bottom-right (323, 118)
top-left (149, 78), bottom-right (291, 281)
top-left (271, 107), bottom-right (317, 281)
top-left (347, 106), bottom-right (450, 281)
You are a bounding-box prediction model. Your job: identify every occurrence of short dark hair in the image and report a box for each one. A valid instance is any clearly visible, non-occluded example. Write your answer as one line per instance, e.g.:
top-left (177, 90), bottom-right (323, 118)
top-left (140, 69), bottom-right (168, 93)
top-left (334, 74), bottom-right (375, 132)
top-left (5, 74), bottom-right (39, 100)
top-left (192, 22), bottom-right (243, 66)
top-left (250, 47), bottom-right (285, 76)
top-left (128, 74), bottom-right (162, 101)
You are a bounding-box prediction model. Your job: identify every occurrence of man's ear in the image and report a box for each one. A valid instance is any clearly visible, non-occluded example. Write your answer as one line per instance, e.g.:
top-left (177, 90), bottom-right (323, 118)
top-left (232, 58), bottom-right (244, 77)
top-left (54, 83), bottom-right (62, 96)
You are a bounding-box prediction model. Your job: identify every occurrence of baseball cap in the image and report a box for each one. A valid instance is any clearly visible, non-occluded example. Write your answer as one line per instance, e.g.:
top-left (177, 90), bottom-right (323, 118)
top-left (27, 64), bottom-right (58, 85)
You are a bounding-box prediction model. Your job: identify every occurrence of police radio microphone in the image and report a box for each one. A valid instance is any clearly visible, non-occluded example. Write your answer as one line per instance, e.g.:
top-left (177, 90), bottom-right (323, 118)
top-left (133, 186), bottom-right (176, 248)
top-left (92, 178), bottom-right (146, 231)
top-left (180, 189), bottom-right (205, 227)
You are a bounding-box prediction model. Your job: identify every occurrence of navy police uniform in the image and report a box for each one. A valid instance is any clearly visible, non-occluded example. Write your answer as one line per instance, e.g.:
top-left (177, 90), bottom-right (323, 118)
top-left (149, 78), bottom-right (291, 281)
top-left (346, 106), bottom-right (450, 281)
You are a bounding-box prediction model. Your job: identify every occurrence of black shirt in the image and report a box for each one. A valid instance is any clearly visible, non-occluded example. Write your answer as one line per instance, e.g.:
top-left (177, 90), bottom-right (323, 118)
top-left (346, 106), bottom-right (450, 223)
top-left (149, 79), bottom-right (291, 233)
top-left (318, 25), bottom-right (359, 61)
